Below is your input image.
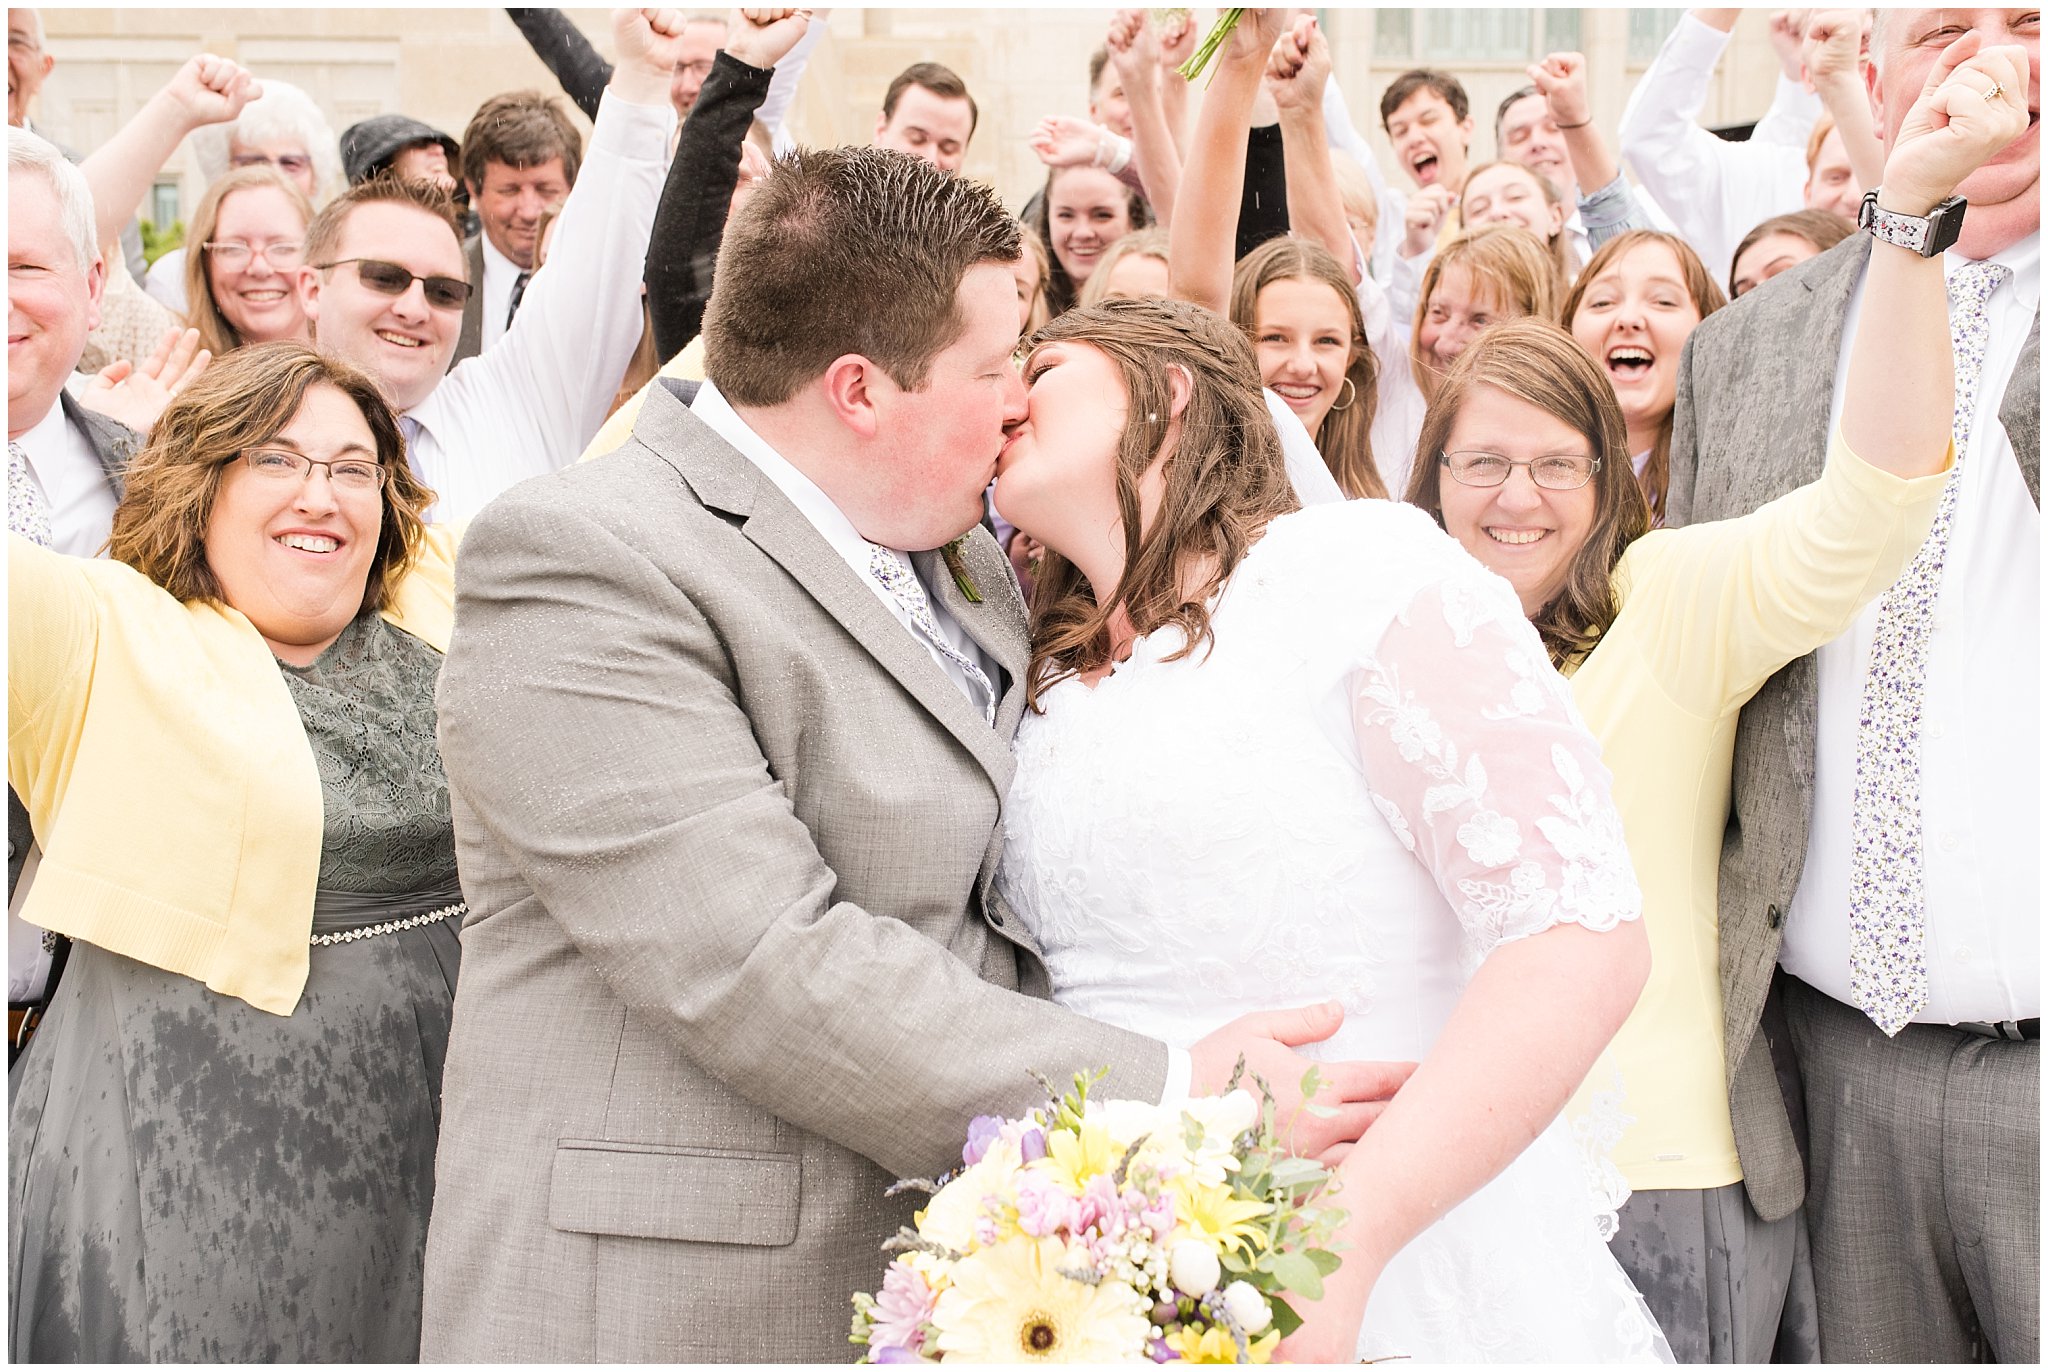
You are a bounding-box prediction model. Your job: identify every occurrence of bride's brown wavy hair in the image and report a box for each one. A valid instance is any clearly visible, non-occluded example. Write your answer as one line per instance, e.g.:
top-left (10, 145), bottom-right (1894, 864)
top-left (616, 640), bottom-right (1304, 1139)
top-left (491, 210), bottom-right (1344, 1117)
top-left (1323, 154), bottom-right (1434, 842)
top-left (1021, 296), bottom-right (1300, 711)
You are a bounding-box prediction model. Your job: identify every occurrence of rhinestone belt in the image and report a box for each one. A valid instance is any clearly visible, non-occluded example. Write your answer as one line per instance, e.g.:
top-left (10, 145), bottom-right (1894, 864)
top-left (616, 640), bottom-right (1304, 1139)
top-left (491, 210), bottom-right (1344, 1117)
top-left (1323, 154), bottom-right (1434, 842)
top-left (309, 901), bottom-right (467, 947)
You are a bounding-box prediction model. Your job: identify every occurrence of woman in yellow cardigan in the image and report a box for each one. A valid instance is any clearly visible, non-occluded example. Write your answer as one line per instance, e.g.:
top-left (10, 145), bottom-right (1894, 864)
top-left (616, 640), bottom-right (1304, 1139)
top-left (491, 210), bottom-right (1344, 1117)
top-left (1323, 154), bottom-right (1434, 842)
top-left (9, 342), bottom-right (460, 1361)
top-left (1394, 50), bottom-right (2012, 1354)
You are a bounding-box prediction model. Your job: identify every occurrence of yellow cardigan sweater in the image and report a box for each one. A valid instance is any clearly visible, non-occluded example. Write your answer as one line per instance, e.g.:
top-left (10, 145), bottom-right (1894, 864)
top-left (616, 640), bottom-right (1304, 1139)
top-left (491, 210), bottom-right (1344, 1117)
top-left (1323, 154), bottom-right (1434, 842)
top-left (1563, 432), bottom-right (1947, 1191)
top-left (7, 528), bottom-right (459, 1016)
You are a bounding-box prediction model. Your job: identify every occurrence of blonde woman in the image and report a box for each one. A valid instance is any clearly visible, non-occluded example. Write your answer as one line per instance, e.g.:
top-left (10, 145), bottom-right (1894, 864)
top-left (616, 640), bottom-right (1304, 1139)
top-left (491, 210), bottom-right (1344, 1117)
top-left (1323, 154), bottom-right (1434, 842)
top-left (181, 165), bottom-right (315, 357)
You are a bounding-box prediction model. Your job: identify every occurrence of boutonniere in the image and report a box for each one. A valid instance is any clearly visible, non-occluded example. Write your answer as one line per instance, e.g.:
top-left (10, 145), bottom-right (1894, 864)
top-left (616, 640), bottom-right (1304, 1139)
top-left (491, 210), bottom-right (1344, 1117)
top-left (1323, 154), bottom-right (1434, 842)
top-left (940, 534), bottom-right (982, 604)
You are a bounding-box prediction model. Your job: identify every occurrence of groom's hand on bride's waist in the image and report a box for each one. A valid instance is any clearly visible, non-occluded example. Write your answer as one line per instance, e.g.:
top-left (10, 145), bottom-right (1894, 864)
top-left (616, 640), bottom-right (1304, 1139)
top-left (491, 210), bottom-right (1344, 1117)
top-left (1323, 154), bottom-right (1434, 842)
top-left (1187, 1000), bottom-right (1416, 1158)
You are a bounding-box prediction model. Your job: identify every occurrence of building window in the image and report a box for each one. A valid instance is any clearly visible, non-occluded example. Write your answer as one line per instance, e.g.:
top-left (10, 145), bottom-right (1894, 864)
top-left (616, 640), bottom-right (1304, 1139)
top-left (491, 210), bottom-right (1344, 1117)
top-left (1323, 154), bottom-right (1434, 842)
top-left (149, 180), bottom-right (181, 229)
top-left (1375, 8), bottom-right (1582, 63)
top-left (1628, 9), bottom-right (1686, 63)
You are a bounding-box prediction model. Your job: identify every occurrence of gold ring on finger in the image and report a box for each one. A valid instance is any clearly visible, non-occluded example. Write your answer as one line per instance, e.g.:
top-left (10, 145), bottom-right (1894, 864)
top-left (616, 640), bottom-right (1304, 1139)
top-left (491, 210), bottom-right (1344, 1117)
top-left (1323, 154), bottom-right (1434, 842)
top-left (1984, 81), bottom-right (2006, 102)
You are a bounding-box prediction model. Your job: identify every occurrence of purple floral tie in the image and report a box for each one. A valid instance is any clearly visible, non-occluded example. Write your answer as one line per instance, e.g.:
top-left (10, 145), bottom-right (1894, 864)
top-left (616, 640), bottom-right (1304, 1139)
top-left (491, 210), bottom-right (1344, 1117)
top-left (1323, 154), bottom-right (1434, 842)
top-left (9, 440), bottom-right (53, 548)
top-left (1848, 259), bottom-right (2010, 1036)
top-left (868, 543), bottom-right (996, 725)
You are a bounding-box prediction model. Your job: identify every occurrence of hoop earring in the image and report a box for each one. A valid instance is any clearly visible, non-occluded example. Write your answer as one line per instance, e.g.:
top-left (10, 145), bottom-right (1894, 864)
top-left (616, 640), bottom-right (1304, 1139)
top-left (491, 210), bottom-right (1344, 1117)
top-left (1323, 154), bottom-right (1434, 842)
top-left (1327, 376), bottom-right (1357, 412)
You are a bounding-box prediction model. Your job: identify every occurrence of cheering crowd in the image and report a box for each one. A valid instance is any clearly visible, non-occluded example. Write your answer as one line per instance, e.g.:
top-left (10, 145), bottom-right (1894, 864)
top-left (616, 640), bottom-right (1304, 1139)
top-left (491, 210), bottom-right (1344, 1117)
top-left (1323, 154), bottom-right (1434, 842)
top-left (6, 5), bottom-right (2039, 1364)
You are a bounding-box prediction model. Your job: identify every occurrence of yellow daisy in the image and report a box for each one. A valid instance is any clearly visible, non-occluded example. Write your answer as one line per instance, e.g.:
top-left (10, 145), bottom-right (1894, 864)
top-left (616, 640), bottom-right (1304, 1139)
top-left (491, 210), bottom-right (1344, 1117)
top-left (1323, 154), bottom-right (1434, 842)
top-left (931, 1237), bottom-right (1148, 1363)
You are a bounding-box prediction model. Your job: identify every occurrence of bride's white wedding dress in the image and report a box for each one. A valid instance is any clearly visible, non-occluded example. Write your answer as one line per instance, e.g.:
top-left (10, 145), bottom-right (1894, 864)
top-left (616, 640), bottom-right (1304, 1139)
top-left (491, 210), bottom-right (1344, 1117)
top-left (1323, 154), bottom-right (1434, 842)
top-left (998, 500), bottom-right (1672, 1363)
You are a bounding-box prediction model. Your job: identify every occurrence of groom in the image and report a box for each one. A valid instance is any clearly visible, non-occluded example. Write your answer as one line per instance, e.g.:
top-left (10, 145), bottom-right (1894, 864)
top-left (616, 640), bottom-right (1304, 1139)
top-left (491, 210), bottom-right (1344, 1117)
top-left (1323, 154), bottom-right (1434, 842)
top-left (420, 146), bottom-right (1403, 1361)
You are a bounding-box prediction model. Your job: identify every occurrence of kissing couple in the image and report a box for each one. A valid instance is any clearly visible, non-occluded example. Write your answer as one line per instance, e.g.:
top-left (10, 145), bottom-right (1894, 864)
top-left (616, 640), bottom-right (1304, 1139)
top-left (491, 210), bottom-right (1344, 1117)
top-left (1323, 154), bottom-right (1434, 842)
top-left (418, 146), bottom-right (1667, 1363)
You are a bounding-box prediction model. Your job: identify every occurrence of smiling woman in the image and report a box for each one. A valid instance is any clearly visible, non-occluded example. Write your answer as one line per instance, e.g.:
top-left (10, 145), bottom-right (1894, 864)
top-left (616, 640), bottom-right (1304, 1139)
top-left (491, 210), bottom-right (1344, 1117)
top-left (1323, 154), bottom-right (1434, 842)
top-left (182, 164), bottom-right (315, 358)
top-left (8, 342), bottom-right (467, 1362)
top-left (1563, 230), bottom-right (1725, 521)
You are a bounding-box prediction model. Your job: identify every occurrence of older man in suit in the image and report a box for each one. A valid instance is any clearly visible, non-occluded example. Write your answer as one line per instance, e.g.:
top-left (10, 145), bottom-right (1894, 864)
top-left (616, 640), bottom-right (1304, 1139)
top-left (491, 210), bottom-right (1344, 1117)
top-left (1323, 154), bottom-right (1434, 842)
top-left (1667, 10), bottom-right (2039, 1362)
top-left (7, 127), bottom-right (140, 1057)
top-left (420, 139), bottom-right (1400, 1361)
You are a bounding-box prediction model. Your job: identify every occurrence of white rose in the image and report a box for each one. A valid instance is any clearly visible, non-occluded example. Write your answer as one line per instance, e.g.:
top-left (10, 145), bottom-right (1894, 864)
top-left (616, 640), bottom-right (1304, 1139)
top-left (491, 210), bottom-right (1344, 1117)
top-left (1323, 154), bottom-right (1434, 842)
top-left (1169, 1239), bottom-right (1222, 1298)
top-left (1221, 1280), bottom-right (1271, 1334)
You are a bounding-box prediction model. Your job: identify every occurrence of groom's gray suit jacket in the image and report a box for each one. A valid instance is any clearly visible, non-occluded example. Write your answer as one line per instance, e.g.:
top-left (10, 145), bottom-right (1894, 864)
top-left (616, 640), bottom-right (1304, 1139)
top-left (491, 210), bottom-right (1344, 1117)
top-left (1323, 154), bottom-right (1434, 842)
top-left (419, 379), bottom-right (1166, 1362)
top-left (1665, 233), bottom-right (2040, 1224)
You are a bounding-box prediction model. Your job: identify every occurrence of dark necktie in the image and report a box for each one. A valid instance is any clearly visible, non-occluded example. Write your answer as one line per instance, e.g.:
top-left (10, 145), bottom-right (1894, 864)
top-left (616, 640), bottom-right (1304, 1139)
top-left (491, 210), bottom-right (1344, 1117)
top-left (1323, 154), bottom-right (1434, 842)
top-left (506, 270), bottom-right (531, 330)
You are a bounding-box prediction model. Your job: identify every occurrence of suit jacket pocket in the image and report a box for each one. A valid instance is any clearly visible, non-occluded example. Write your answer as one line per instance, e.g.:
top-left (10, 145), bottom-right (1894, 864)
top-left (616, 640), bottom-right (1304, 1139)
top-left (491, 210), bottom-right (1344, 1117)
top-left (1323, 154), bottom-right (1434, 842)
top-left (548, 1138), bottom-right (801, 1246)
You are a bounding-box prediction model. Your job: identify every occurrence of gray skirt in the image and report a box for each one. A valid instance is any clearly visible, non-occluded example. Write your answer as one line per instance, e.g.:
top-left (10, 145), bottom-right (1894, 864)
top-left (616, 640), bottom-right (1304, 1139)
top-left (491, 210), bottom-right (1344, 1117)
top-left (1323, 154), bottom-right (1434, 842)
top-left (8, 890), bottom-right (461, 1362)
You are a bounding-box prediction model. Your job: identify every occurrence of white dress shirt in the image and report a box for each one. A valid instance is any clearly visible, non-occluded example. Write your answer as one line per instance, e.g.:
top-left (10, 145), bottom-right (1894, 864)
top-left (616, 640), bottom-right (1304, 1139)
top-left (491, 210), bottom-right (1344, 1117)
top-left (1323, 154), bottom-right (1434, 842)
top-left (477, 231), bottom-right (527, 353)
top-left (689, 378), bottom-right (1194, 1106)
top-left (143, 246), bottom-right (190, 315)
top-left (1781, 233), bottom-right (2041, 1024)
top-left (404, 89), bottom-right (673, 522)
top-left (1618, 12), bottom-right (1823, 284)
top-left (13, 400), bottom-right (116, 559)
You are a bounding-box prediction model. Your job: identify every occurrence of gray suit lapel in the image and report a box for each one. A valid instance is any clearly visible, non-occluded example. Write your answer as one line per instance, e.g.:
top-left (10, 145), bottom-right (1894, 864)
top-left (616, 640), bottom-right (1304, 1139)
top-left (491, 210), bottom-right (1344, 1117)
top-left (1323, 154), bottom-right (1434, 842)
top-left (632, 385), bottom-right (1019, 791)
top-left (451, 234), bottom-right (485, 368)
top-left (59, 390), bottom-right (136, 500)
top-left (2002, 310), bottom-right (2040, 508)
top-left (1780, 235), bottom-right (1870, 491)
top-left (912, 530), bottom-right (1029, 690)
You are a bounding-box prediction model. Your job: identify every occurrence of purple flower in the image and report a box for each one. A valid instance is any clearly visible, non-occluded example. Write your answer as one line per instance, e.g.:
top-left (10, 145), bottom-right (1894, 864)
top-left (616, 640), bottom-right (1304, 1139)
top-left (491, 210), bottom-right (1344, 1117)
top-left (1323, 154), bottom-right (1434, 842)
top-left (873, 1346), bottom-right (925, 1364)
top-left (1148, 1336), bottom-right (1182, 1362)
top-left (1014, 1170), bottom-right (1073, 1237)
top-left (1019, 1127), bottom-right (1048, 1163)
top-left (1138, 1191), bottom-right (1176, 1242)
top-left (869, 1262), bottom-right (937, 1355)
top-left (962, 1115), bottom-right (1005, 1167)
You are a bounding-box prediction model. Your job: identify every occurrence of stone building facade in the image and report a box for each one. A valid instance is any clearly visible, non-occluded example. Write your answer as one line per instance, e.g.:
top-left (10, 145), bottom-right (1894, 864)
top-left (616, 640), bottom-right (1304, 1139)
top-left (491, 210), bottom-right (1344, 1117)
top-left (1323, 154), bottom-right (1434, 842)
top-left (31, 7), bottom-right (1787, 228)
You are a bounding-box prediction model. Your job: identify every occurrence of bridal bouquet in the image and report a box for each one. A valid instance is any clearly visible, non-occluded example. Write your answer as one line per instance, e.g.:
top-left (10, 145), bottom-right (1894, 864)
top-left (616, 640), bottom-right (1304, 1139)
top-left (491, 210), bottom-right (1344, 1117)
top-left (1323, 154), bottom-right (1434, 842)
top-left (850, 1067), bottom-right (1345, 1364)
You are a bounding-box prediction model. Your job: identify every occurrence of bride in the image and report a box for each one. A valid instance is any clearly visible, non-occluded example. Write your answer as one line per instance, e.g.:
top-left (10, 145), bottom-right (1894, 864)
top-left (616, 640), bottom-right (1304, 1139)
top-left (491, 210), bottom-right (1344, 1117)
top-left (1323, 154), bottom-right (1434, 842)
top-left (990, 293), bottom-right (1669, 1362)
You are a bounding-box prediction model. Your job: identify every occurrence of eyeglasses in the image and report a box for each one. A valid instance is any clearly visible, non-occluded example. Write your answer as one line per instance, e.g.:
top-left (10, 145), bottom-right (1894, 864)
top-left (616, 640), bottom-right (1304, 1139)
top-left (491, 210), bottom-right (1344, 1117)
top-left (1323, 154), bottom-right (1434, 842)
top-left (1440, 450), bottom-right (1600, 490)
top-left (674, 59), bottom-right (715, 78)
top-left (230, 151), bottom-right (314, 178)
top-left (203, 239), bottom-right (305, 268)
top-left (314, 257), bottom-right (473, 311)
top-left (239, 448), bottom-right (388, 492)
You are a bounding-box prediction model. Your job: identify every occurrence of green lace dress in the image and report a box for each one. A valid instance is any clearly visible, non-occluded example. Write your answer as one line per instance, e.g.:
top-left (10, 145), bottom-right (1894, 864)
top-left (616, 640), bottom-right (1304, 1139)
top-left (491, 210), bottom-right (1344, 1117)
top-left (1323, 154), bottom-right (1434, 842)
top-left (8, 612), bottom-right (461, 1361)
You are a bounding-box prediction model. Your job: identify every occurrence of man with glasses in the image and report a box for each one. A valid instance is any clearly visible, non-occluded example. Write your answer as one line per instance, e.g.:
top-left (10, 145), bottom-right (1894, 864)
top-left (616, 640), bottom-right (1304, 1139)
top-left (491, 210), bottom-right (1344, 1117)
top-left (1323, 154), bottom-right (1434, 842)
top-left (294, 9), bottom-right (686, 522)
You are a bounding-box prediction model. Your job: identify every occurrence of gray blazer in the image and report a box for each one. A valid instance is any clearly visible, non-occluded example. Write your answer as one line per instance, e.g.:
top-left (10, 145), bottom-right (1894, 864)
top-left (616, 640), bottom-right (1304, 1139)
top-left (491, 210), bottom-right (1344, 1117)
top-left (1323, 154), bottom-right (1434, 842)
top-left (1666, 233), bottom-right (2041, 1222)
top-left (419, 380), bottom-right (1168, 1362)
top-left (450, 233), bottom-right (486, 369)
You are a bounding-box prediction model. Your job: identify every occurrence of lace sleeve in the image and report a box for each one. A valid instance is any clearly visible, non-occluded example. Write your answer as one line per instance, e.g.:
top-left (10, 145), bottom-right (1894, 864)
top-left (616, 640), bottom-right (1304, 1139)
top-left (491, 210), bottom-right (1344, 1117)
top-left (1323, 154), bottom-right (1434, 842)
top-left (1349, 570), bottom-right (1642, 970)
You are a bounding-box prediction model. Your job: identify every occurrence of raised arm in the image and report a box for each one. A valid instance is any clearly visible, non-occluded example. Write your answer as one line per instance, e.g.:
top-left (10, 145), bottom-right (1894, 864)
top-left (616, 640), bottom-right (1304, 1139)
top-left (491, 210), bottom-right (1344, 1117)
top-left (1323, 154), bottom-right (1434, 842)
top-left (1166, 9), bottom-right (1286, 313)
top-left (441, 8), bottom-right (680, 480)
top-left (506, 8), bottom-right (612, 122)
top-left (1268, 14), bottom-right (1356, 283)
top-left (1282, 562), bottom-right (1648, 1360)
top-left (1528, 51), bottom-right (1656, 250)
top-left (644, 9), bottom-right (810, 360)
top-left (1105, 8), bottom-right (1183, 225)
top-left (1618, 9), bottom-right (1799, 274)
top-left (1154, 8), bottom-right (1196, 158)
top-left (1612, 38), bottom-right (2023, 709)
top-left (1803, 9), bottom-right (1887, 194)
top-left (1846, 34), bottom-right (2026, 471)
top-left (79, 55), bottom-right (257, 255)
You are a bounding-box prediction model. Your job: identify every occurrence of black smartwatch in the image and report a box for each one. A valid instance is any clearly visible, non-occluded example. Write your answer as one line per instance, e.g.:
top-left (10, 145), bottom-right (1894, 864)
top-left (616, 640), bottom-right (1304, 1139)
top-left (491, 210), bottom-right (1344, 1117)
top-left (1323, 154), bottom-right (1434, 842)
top-left (1858, 190), bottom-right (1968, 257)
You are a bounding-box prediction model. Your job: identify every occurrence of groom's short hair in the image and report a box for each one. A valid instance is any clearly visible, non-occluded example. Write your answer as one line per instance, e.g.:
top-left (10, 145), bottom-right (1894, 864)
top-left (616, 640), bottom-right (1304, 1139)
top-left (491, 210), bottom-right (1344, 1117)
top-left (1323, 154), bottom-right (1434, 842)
top-left (702, 146), bottom-right (1021, 407)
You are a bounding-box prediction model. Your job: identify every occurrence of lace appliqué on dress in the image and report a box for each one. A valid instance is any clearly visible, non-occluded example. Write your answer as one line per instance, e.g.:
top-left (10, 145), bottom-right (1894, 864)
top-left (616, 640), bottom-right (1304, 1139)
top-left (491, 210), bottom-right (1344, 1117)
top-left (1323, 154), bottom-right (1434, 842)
top-left (1352, 576), bottom-right (1643, 973)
